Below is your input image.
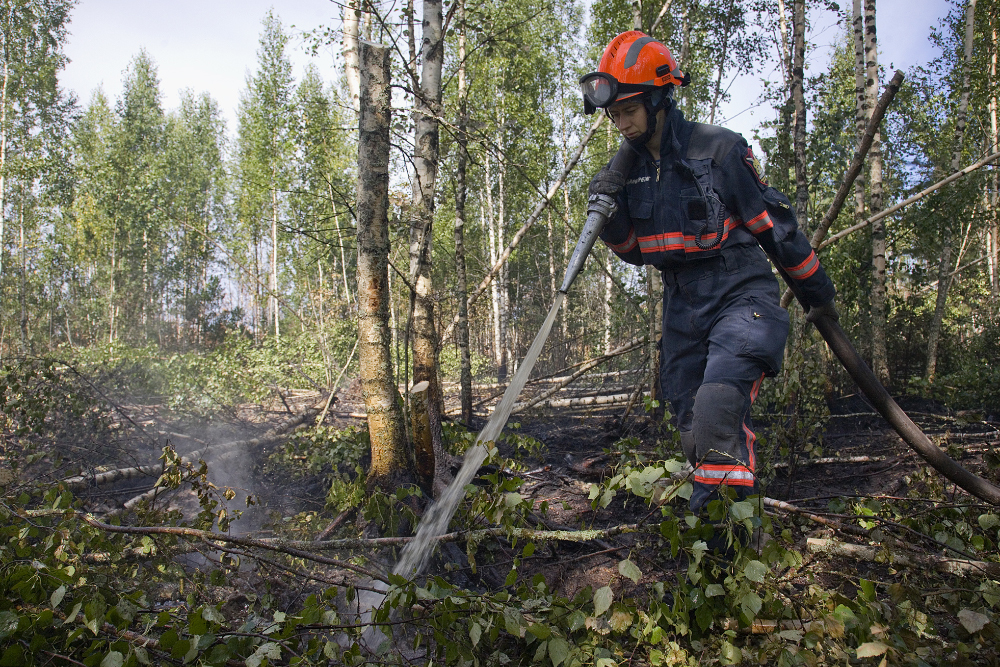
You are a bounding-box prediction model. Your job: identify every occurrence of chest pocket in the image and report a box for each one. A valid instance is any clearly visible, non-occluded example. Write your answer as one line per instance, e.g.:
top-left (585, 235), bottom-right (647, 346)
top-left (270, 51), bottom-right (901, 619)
top-left (678, 160), bottom-right (727, 250)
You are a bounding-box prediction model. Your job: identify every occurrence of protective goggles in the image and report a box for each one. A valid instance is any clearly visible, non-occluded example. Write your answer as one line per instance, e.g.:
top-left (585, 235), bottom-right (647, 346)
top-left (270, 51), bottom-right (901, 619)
top-left (579, 72), bottom-right (656, 115)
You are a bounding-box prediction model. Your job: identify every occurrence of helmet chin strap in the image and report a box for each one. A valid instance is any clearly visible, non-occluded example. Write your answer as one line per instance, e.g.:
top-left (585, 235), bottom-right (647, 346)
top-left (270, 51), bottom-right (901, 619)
top-left (626, 87), bottom-right (675, 152)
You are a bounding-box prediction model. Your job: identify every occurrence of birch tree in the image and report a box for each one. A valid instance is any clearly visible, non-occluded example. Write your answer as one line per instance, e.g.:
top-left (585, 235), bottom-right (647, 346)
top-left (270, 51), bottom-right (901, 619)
top-left (926, 0), bottom-right (977, 382)
top-left (235, 11), bottom-right (294, 344)
top-left (356, 40), bottom-right (412, 490)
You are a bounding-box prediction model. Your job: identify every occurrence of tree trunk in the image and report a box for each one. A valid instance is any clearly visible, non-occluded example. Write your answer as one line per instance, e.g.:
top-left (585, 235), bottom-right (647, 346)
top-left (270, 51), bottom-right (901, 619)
top-left (0, 49), bottom-right (8, 284)
top-left (926, 0), bottom-right (976, 382)
top-left (990, 23), bottom-right (999, 300)
top-left (409, 0), bottom-right (445, 439)
top-left (454, 0), bottom-right (473, 425)
top-left (865, 0), bottom-right (889, 385)
top-left (356, 40), bottom-right (412, 491)
top-left (852, 0), bottom-right (869, 351)
top-left (792, 0), bottom-right (809, 232)
top-left (603, 248), bottom-right (613, 355)
top-left (632, 0), bottom-right (643, 30)
top-left (271, 184), bottom-right (280, 343)
top-left (342, 0), bottom-right (361, 113)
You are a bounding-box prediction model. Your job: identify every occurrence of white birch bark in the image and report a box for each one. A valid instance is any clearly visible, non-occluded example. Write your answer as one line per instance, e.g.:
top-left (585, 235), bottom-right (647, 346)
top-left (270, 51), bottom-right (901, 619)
top-left (342, 0), bottom-right (361, 113)
top-left (865, 0), bottom-right (888, 384)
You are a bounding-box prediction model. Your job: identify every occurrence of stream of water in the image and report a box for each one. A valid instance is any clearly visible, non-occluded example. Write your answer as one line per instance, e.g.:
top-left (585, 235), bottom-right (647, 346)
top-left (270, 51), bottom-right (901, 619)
top-left (360, 291), bottom-right (567, 647)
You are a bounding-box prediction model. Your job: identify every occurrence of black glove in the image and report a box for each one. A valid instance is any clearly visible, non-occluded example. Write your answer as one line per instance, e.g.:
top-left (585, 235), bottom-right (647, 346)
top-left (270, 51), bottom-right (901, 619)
top-left (805, 299), bottom-right (839, 324)
top-left (588, 167), bottom-right (625, 198)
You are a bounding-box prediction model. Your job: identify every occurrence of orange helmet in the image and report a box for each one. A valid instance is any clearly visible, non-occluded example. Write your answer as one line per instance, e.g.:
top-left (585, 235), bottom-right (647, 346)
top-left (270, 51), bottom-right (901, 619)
top-left (581, 32), bottom-right (687, 114)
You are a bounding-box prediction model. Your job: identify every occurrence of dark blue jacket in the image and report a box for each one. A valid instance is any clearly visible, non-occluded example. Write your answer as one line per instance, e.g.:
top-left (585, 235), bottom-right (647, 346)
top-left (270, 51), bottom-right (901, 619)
top-left (599, 106), bottom-right (836, 307)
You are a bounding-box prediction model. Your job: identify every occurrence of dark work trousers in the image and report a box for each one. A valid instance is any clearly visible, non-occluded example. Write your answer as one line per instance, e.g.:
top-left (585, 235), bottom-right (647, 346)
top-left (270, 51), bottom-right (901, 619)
top-left (659, 245), bottom-right (789, 512)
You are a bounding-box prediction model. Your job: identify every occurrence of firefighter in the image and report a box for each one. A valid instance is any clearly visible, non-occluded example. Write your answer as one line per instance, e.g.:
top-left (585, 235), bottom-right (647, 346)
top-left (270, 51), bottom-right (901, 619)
top-left (582, 31), bottom-right (838, 515)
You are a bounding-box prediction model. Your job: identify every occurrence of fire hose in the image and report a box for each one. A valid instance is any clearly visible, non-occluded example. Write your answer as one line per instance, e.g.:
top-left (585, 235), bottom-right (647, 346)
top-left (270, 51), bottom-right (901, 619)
top-left (567, 142), bottom-right (1000, 505)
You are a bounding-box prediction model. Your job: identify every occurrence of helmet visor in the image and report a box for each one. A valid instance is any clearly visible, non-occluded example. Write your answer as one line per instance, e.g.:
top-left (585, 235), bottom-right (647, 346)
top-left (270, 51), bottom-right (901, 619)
top-left (580, 72), bottom-right (657, 113)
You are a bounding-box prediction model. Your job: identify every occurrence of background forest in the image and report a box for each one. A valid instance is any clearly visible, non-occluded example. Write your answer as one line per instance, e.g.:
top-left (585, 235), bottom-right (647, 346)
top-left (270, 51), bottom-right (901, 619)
top-left (2, 0), bottom-right (1000, 665)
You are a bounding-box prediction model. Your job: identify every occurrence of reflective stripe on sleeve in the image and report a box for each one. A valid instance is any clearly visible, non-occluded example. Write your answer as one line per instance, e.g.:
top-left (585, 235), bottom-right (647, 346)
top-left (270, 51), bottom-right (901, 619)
top-left (784, 251), bottom-right (820, 280)
top-left (605, 229), bottom-right (638, 253)
top-left (743, 210), bottom-right (773, 234)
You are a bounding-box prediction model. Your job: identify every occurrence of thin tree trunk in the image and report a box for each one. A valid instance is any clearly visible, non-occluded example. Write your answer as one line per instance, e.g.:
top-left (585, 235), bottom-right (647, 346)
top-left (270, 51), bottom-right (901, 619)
top-left (865, 0), bottom-right (888, 384)
top-left (852, 0), bottom-right (869, 353)
top-left (792, 0), bottom-right (809, 232)
top-left (990, 23), bottom-right (999, 300)
top-left (409, 0), bottom-right (445, 433)
top-left (498, 157), bottom-right (510, 379)
top-left (632, 0), bottom-right (643, 30)
top-left (342, 0), bottom-right (361, 113)
top-left (356, 40), bottom-right (411, 490)
top-left (331, 199), bottom-right (352, 304)
top-left (484, 155), bottom-right (504, 379)
top-left (271, 184), bottom-right (279, 343)
top-left (0, 47), bottom-right (8, 284)
top-left (926, 0), bottom-right (976, 382)
top-left (603, 249), bottom-right (613, 355)
top-left (708, 9), bottom-right (733, 125)
top-left (454, 0), bottom-right (473, 425)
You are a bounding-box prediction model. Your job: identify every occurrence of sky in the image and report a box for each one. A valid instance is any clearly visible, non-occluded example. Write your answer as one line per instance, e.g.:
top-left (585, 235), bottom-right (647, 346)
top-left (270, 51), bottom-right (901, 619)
top-left (59, 0), bottom-right (954, 145)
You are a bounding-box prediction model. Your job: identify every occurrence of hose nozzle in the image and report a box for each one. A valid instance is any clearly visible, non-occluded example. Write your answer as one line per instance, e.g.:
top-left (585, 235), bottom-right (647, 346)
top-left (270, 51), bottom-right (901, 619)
top-left (559, 193), bottom-right (618, 293)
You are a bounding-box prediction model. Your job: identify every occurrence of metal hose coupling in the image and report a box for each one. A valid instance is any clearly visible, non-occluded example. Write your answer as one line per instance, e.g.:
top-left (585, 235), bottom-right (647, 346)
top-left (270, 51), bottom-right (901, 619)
top-left (559, 193), bottom-right (619, 293)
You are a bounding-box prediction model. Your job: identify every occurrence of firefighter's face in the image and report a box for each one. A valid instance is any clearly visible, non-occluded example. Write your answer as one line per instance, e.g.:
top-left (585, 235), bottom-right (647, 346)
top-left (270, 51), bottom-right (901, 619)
top-left (608, 100), bottom-right (647, 141)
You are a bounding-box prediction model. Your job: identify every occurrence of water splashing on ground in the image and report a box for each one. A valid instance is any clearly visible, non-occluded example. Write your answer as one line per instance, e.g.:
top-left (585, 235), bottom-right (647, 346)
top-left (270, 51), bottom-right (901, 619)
top-left (361, 291), bottom-right (567, 648)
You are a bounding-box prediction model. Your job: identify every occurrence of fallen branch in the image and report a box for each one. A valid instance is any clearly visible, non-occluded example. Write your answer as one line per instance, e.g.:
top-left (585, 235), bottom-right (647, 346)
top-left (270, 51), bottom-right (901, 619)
top-left (771, 455), bottom-right (887, 469)
top-left (441, 114), bottom-right (605, 342)
top-left (819, 150), bottom-right (1000, 252)
top-left (62, 464), bottom-right (163, 492)
top-left (47, 508), bottom-right (642, 562)
top-left (513, 391), bottom-right (641, 411)
top-left (511, 339), bottom-right (645, 414)
top-left (763, 497), bottom-right (870, 537)
top-left (780, 71), bottom-right (903, 308)
top-left (809, 70), bottom-right (905, 250)
top-left (70, 511), bottom-right (387, 581)
top-left (806, 537), bottom-right (1000, 577)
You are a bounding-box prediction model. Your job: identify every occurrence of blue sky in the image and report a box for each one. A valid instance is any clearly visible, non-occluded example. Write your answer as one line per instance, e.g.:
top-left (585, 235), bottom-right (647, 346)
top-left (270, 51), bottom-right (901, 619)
top-left (59, 0), bottom-right (953, 143)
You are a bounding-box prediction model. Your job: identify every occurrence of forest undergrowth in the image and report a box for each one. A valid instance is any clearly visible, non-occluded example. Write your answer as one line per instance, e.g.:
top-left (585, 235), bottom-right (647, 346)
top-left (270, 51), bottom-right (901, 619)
top-left (1, 353), bottom-right (999, 667)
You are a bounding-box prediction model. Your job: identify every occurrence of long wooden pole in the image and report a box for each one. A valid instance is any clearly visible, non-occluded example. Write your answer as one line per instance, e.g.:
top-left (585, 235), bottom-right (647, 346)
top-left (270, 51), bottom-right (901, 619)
top-left (781, 70), bottom-right (904, 307)
top-left (819, 150), bottom-right (1000, 250)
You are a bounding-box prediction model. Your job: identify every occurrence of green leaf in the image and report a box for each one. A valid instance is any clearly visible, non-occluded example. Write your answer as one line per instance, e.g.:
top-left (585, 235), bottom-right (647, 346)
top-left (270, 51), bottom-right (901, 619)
top-left (504, 607), bottom-right (524, 636)
top-left (548, 637), bottom-right (569, 666)
top-left (469, 621), bottom-right (482, 647)
top-left (618, 559), bottom-right (642, 584)
top-left (134, 647), bottom-right (150, 665)
top-left (720, 640), bottom-right (741, 665)
top-left (50, 585), bottom-right (67, 608)
top-left (593, 586), bottom-right (613, 616)
top-left (855, 641), bottom-right (889, 658)
top-left (743, 559), bottom-right (768, 583)
top-left (101, 651), bottom-right (124, 667)
top-left (740, 591), bottom-right (762, 616)
top-left (528, 623), bottom-right (551, 640)
top-left (201, 605), bottom-right (225, 623)
top-left (246, 642), bottom-right (281, 667)
top-left (705, 584), bottom-right (725, 597)
top-left (0, 645), bottom-right (24, 666)
top-left (978, 513), bottom-right (999, 530)
top-left (730, 501), bottom-right (754, 521)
